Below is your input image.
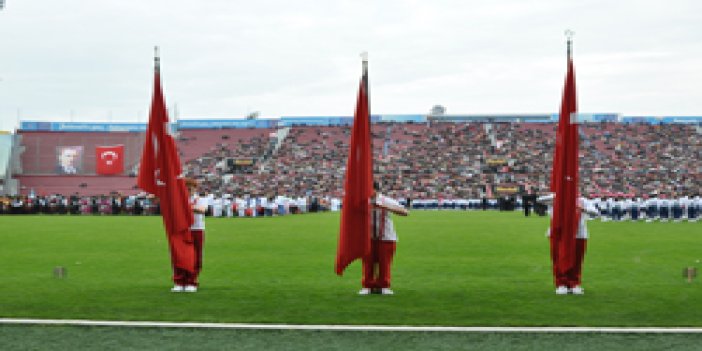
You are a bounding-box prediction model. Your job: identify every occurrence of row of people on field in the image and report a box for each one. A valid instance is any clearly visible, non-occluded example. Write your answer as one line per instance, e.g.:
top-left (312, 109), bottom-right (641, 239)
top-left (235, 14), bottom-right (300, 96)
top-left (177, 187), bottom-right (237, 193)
top-left (590, 196), bottom-right (702, 222)
top-left (0, 193), bottom-right (341, 217)
top-left (0, 194), bottom-right (160, 216)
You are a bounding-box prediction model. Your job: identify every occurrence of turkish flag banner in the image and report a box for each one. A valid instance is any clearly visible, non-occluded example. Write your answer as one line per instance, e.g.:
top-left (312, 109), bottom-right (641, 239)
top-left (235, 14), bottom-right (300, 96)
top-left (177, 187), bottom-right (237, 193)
top-left (137, 64), bottom-right (195, 274)
top-left (335, 60), bottom-right (373, 275)
top-left (549, 55), bottom-right (579, 281)
top-left (96, 145), bottom-right (124, 175)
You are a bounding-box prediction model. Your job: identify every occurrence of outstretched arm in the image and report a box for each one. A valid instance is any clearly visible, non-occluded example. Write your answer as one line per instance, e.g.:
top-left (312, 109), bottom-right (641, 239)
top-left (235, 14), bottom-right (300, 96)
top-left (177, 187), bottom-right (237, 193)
top-left (578, 200), bottom-right (599, 217)
top-left (374, 195), bottom-right (409, 216)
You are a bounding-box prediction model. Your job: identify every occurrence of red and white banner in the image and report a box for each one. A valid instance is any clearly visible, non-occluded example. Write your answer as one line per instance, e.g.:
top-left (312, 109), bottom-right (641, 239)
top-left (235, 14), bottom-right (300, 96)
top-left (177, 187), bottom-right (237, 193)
top-left (335, 59), bottom-right (373, 275)
top-left (137, 63), bottom-right (195, 274)
top-left (96, 145), bottom-right (124, 175)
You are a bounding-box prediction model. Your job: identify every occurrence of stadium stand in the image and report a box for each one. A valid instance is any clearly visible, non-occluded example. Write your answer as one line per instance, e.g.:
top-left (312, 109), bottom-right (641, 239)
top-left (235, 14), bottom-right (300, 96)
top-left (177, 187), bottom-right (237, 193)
top-left (7, 118), bottom-right (702, 199)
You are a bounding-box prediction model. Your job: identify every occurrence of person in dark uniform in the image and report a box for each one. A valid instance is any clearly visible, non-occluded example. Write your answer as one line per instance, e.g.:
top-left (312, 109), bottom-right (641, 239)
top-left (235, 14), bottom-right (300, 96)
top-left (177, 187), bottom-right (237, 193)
top-left (523, 192), bottom-right (537, 216)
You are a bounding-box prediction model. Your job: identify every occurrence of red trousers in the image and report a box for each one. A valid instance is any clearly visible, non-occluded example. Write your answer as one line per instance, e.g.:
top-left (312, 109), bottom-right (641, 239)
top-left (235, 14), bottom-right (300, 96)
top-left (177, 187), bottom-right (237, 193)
top-left (362, 240), bottom-right (396, 289)
top-left (549, 237), bottom-right (587, 288)
top-left (173, 230), bottom-right (204, 286)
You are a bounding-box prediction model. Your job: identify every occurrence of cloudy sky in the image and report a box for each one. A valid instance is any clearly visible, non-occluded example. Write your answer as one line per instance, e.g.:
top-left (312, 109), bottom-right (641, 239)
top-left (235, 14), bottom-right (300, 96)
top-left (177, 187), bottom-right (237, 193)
top-left (0, 0), bottom-right (700, 130)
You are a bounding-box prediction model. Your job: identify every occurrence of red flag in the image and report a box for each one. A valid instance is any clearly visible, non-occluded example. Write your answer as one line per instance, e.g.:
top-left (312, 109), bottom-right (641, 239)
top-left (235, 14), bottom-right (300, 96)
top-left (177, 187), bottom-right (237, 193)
top-left (549, 53), bottom-right (579, 277)
top-left (137, 60), bottom-right (195, 273)
top-left (96, 145), bottom-right (124, 175)
top-left (335, 60), bottom-right (373, 275)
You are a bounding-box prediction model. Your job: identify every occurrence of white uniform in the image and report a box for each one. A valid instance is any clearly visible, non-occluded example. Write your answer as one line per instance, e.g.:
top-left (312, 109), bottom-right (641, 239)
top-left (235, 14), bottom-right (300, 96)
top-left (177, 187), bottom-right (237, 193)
top-left (330, 198), bottom-right (341, 212)
top-left (644, 197), bottom-right (658, 222)
top-left (658, 198), bottom-right (670, 221)
top-left (191, 196), bottom-right (208, 230)
top-left (623, 199), bottom-right (633, 221)
top-left (691, 196), bottom-right (702, 222)
top-left (373, 194), bottom-right (403, 242)
top-left (540, 196), bottom-right (598, 239)
top-left (236, 198), bottom-right (246, 217)
top-left (223, 197), bottom-right (233, 217)
top-left (212, 197), bottom-right (223, 217)
top-left (576, 198), bottom-right (599, 239)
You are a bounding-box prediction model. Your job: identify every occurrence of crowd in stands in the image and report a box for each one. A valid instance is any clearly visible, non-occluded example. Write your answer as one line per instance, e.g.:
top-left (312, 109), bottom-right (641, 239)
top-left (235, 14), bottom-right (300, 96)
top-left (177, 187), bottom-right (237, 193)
top-left (177, 122), bottom-right (700, 200)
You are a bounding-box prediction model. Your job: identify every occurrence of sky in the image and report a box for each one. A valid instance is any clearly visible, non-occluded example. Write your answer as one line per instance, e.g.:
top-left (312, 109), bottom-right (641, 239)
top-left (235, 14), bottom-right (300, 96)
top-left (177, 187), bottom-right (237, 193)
top-left (0, 0), bottom-right (700, 130)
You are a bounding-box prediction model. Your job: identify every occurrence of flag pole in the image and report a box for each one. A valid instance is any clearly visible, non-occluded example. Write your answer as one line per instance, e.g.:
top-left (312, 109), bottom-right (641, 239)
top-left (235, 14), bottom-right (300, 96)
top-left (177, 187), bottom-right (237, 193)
top-left (361, 51), bottom-right (368, 91)
top-left (565, 29), bottom-right (574, 60)
top-left (154, 46), bottom-right (160, 72)
top-left (565, 30), bottom-right (574, 126)
top-left (361, 52), bottom-right (373, 176)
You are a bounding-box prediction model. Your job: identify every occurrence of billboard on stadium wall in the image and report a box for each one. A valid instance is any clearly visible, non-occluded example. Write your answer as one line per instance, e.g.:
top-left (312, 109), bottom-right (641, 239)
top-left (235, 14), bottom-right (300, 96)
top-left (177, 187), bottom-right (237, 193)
top-left (661, 116), bottom-right (702, 124)
top-left (621, 116), bottom-right (659, 124)
top-left (435, 114), bottom-right (554, 123)
top-left (176, 119), bottom-right (277, 129)
top-left (550, 113), bottom-right (619, 123)
top-left (20, 121), bottom-right (147, 132)
top-left (495, 185), bottom-right (520, 194)
top-left (487, 158), bottom-right (507, 166)
top-left (378, 115), bottom-right (426, 123)
top-left (280, 116), bottom-right (375, 126)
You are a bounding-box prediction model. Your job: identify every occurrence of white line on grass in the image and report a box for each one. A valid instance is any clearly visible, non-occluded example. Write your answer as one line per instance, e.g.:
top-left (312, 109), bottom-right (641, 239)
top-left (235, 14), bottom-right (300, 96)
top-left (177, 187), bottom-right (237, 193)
top-left (1, 319), bottom-right (702, 333)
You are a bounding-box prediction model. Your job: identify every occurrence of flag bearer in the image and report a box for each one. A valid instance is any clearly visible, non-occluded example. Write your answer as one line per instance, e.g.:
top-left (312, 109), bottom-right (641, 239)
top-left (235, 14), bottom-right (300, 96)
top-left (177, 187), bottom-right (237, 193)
top-left (359, 182), bottom-right (409, 296)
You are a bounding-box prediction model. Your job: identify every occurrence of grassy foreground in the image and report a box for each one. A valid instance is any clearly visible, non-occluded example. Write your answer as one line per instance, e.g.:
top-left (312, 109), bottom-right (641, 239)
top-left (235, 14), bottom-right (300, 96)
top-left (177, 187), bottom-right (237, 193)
top-left (1, 211), bottom-right (700, 327)
top-left (2, 211), bottom-right (701, 349)
top-left (2, 325), bottom-right (702, 351)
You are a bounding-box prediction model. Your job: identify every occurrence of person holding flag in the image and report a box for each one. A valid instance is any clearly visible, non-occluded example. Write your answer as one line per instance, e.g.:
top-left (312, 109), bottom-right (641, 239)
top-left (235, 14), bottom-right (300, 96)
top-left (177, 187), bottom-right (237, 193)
top-left (547, 32), bottom-right (590, 295)
top-left (137, 48), bottom-right (196, 293)
top-left (538, 193), bottom-right (599, 294)
top-left (171, 178), bottom-right (209, 292)
top-left (359, 182), bottom-right (408, 295)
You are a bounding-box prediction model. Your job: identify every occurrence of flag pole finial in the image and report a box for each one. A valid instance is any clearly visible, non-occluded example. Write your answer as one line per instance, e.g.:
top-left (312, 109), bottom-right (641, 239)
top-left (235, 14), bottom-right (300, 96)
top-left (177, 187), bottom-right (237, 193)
top-left (154, 46), bottom-right (160, 72)
top-left (564, 30), bottom-right (575, 59)
top-left (360, 51), bottom-right (368, 72)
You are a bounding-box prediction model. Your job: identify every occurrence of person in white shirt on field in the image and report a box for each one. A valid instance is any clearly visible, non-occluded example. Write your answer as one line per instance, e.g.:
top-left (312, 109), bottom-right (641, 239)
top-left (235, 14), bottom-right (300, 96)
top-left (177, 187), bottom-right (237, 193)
top-left (658, 195), bottom-right (671, 222)
top-left (359, 182), bottom-right (409, 296)
top-left (330, 197), bottom-right (341, 212)
top-left (212, 195), bottom-right (223, 217)
top-left (538, 192), bottom-right (599, 295)
top-left (171, 178), bottom-right (208, 293)
top-left (223, 195), bottom-right (233, 218)
top-left (645, 195), bottom-right (659, 222)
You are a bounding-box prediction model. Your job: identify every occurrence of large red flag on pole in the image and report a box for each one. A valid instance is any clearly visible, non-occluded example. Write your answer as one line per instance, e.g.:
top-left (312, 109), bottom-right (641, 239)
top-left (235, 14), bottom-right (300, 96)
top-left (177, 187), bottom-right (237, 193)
top-left (335, 55), bottom-right (373, 275)
top-left (549, 36), bottom-right (579, 282)
top-left (137, 47), bottom-right (195, 274)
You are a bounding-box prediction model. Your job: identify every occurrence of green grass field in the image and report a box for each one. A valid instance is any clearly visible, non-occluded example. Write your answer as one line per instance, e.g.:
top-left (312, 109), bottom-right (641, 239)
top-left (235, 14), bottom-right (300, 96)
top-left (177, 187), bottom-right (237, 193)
top-left (1, 211), bottom-right (701, 349)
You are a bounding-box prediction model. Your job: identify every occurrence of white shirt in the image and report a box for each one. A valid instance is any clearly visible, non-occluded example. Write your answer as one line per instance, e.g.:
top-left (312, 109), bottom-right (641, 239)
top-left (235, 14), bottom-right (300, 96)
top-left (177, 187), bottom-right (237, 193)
top-left (191, 196), bottom-right (208, 230)
top-left (373, 194), bottom-right (405, 242)
top-left (331, 198), bottom-right (341, 211)
top-left (545, 197), bottom-right (598, 239)
top-left (576, 198), bottom-right (599, 239)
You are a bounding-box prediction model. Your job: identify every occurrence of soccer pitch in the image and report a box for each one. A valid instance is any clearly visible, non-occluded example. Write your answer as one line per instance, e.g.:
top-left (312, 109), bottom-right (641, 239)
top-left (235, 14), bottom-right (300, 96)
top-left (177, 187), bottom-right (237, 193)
top-left (1, 211), bottom-right (701, 349)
